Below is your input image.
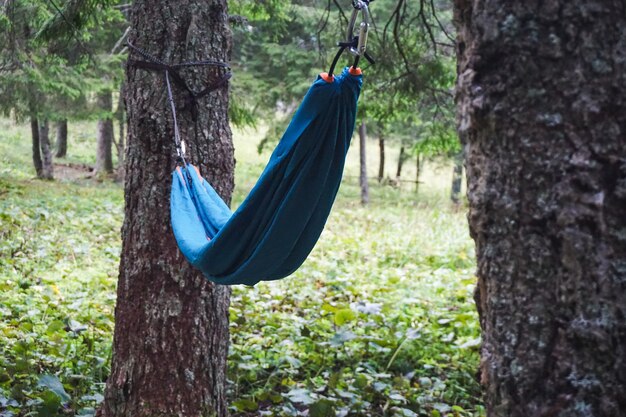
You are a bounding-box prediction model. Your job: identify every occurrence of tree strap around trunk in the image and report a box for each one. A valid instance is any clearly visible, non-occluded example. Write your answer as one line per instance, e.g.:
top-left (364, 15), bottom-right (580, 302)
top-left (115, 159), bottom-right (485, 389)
top-left (126, 42), bottom-right (232, 167)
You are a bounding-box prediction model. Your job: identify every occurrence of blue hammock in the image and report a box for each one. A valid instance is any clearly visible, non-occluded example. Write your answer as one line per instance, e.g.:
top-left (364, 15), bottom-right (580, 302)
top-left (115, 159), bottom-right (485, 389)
top-left (170, 67), bottom-right (363, 285)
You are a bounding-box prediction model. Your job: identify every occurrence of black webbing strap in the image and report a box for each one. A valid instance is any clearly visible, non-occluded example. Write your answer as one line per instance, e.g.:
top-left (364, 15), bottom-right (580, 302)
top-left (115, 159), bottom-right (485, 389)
top-left (328, 37), bottom-right (375, 77)
top-left (126, 42), bottom-right (231, 165)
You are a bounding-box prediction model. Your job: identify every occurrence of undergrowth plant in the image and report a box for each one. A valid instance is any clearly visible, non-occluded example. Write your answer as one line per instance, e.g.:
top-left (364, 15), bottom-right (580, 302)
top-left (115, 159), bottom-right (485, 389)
top-left (0, 120), bottom-right (483, 417)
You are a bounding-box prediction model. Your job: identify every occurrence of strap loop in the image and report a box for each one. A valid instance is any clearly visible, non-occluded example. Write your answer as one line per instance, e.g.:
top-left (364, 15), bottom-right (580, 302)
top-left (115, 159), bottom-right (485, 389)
top-left (127, 42), bottom-right (231, 166)
top-left (327, 1), bottom-right (375, 77)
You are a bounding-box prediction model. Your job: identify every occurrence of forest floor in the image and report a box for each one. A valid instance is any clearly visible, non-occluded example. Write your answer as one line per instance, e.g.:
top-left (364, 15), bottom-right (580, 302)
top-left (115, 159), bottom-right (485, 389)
top-left (0, 119), bottom-right (484, 417)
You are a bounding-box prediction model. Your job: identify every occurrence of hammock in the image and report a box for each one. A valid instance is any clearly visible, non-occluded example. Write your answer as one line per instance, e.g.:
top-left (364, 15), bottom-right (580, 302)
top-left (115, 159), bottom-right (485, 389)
top-left (127, 1), bottom-right (372, 286)
top-left (171, 67), bottom-right (363, 285)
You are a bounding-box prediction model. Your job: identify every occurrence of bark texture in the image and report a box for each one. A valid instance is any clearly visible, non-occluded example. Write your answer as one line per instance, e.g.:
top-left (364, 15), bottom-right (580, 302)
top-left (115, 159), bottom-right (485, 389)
top-left (454, 1), bottom-right (626, 416)
top-left (55, 119), bottom-right (68, 158)
top-left (359, 120), bottom-right (369, 205)
top-left (98, 1), bottom-right (233, 416)
top-left (96, 91), bottom-right (114, 174)
top-left (30, 117), bottom-right (43, 177)
top-left (38, 119), bottom-right (53, 180)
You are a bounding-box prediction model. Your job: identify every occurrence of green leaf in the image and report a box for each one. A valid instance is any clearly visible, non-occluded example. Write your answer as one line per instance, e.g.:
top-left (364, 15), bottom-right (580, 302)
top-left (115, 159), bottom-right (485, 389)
top-left (37, 390), bottom-right (62, 417)
top-left (285, 388), bottom-right (315, 405)
top-left (37, 375), bottom-right (70, 402)
top-left (330, 330), bottom-right (357, 347)
top-left (232, 398), bottom-right (258, 412)
top-left (333, 308), bottom-right (356, 326)
top-left (45, 320), bottom-right (65, 335)
top-left (310, 399), bottom-right (336, 417)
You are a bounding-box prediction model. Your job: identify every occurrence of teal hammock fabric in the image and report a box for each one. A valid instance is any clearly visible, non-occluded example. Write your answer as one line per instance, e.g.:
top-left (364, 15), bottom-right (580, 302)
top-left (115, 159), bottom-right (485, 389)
top-left (171, 67), bottom-right (363, 285)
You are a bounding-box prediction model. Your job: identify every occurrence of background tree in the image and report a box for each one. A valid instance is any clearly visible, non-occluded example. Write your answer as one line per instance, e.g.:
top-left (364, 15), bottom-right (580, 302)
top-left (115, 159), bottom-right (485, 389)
top-left (94, 90), bottom-right (114, 175)
top-left (55, 119), bottom-right (68, 157)
top-left (455, 1), bottom-right (626, 415)
top-left (0, 0), bottom-right (125, 177)
top-left (97, 0), bottom-right (233, 416)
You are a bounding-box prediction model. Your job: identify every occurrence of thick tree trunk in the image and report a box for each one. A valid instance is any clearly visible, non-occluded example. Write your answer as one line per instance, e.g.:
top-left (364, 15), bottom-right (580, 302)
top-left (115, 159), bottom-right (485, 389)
top-left (450, 152), bottom-right (462, 204)
top-left (30, 117), bottom-right (43, 178)
top-left (98, 1), bottom-right (233, 417)
top-left (378, 133), bottom-right (385, 183)
top-left (455, 1), bottom-right (626, 416)
top-left (38, 119), bottom-right (53, 180)
top-left (95, 91), bottom-right (114, 174)
top-left (359, 120), bottom-right (369, 205)
top-left (396, 146), bottom-right (405, 179)
top-left (55, 119), bottom-right (68, 158)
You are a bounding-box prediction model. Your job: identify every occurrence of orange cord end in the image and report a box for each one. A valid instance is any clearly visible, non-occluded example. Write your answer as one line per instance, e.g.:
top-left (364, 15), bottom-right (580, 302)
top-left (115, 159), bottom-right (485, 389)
top-left (320, 72), bottom-right (334, 83)
top-left (349, 67), bottom-right (362, 75)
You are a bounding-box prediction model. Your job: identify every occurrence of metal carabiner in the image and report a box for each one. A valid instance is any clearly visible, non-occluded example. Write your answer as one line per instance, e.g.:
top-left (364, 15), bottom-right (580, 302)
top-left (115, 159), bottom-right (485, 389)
top-left (345, 0), bottom-right (370, 57)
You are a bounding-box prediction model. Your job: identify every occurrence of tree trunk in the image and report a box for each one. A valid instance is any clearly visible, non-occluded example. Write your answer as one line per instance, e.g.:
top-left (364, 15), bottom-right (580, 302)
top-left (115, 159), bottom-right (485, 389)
top-left (450, 152), bottom-right (462, 204)
top-left (378, 133), bottom-right (385, 183)
top-left (95, 91), bottom-right (114, 174)
top-left (396, 146), bottom-right (405, 178)
top-left (415, 153), bottom-right (421, 194)
top-left (115, 82), bottom-right (125, 181)
top-left (31, 117), bottom-right (43, 178)
top-left (38, 119), bottom-right (53, 180)
top-left (455, 1), bottom-right (626, 416)
top-left (359, 120), bottom-right (369, 205)
top-left (55, 119), bottom-right (68, 158)
top-left (98, 1), bottom-right (233, 416)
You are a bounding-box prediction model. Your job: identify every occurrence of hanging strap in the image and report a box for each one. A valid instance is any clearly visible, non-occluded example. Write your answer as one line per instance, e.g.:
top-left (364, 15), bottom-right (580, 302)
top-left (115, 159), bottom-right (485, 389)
top-left (127, 42), bottom-right (231, 166)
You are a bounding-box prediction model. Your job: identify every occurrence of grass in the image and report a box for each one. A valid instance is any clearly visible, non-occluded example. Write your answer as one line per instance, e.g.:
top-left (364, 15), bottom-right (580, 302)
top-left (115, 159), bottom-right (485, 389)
top-left (0, 118), bottom-right (482, 417)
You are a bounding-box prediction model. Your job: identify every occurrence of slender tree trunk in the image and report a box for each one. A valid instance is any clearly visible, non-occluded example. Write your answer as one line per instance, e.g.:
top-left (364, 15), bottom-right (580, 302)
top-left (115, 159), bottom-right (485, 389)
top-left (415, 153), bottom-right (421, 194)
top-left (39, 119), bottom-right (53, 180)
top-left (450, 152), bottom-right (462, 204)
top-left (30, 117), bottom-right (43, 178)
top-left (359, 120), bottom-right (369, 205)
top-left (95, 91), bottom-right (114, 174)
top-left (396, 146), bottom-right (405, 178)
top-left (378, 133), bottom-right (385, 183)
top-left (115, 82), bottom-right (125, 181)
top-left (55, 119), bottom-right (68, 158)
top-left (455, 1), bottom-right (626, 416)
top-left (98, 1), bottom-right (233, 416)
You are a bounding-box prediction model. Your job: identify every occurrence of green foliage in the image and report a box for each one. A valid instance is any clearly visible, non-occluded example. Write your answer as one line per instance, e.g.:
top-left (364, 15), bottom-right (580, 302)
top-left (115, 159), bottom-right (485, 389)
top-left (229, 0), bottom-right (460, 159)
top-left (1, 119), bottom-right (482, 416)
top-left (227, 200), bottom-right (482, 416)
top-left (0, 177), bottom-right (120, 417)
top-left (35, 0), bottom-right (118, 42)
top-left (0, 0), bottom-right (126, 122)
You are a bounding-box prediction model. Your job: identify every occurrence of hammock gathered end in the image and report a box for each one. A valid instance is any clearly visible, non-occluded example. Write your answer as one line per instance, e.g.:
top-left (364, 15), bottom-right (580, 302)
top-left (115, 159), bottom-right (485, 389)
top-left (171, 67), bottom-right (363, 285)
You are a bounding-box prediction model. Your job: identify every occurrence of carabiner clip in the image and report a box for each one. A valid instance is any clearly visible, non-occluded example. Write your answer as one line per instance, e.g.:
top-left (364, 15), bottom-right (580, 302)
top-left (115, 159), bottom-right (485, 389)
top-left (346, 0), bottom-right (370, 57)
top-left (326, 0), bottom-right (374, 77)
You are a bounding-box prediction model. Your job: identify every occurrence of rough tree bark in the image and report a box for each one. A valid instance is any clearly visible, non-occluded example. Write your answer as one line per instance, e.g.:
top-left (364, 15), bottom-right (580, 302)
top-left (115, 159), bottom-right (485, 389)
top-left (95, 91), bottom-right (114, 174)
top-left (98, 1), bottom-right (233, 416)
top-left (378, 132), bottom-right (385, 183)
top-left (38, 119), bottom-right (53, 180)
top-left (455, 1), bottom-right (626, 416)
top-left (30, 117), bottom-right (43, 178)
top-left (359, 120), bottom-right (369, 205)
top-left (55, 119), bottom-right (68, 158)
